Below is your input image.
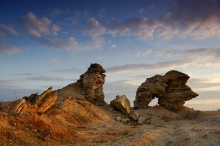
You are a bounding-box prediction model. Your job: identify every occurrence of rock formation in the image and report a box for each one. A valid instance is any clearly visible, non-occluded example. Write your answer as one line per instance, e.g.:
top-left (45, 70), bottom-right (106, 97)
top-left (77, 63), bottom-right (106, 105)
top-left (134, 70), bottom-right (198, 111)
top-left (14, 63), bottom-right (106, 114)
top-left (14, 87), bottom-right (57, 114)
top-left (110, 95), bottom-right (131, 114)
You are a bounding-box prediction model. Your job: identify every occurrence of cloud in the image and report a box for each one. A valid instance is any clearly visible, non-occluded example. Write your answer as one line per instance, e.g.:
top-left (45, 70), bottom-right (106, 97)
top-left (0, 80), bottom-right (20, 89)
top-left (162, 48), bottom-right (220, 60)
top-left (41, 36), bottom-right (103, 52)
top-left (106, 17), bottom-right (163, 40)
top-left (85, 17), bottom-right (106, 37)
top-left (53, 68), bottom-right (82, 74)
top-left (24, 75), bottom-right (64, 82)
top-left (106, 60), bottom-right (192, 75)
top-left (88, 0), bottom-right (220, 40)
top-left (22, 12), bottom-right (61, 37)
top-left (0, 41), bottom-right (21, 55)
top-left (159, 0), bottom-right (220, 39)
top-left (0, 23), bottom-right (21, 55)
top-left (0, 24), bottom-right (18, 35)
top-left (188, 78), bottom-right (220, 92)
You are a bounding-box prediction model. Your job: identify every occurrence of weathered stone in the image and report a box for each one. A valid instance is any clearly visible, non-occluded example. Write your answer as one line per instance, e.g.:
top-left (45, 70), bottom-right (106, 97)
top-left (134, 70), bottom-right (198, 111)
top-left (110, 95), bottom-right (131, 115)
top-left (35, 86), bottom-right (53, 105)
top-left (14, 99), bottom-right (28, 114)
top-left (14, 87), bottom-right (57, 114)
top-left (158, 71), bottom-right (198, 110)
top-left (134, 75), bottom-right (167, 109)
top-left (129, 111), bottom-right (140, 121)
top-left (37, 92), bottom-right (58, 114)
top-left (77, 63), bottom-right (106, 105)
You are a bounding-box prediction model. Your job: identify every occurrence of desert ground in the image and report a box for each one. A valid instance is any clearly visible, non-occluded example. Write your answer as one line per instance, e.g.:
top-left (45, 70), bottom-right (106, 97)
top-left (0, 99), bottom-right (219, 146)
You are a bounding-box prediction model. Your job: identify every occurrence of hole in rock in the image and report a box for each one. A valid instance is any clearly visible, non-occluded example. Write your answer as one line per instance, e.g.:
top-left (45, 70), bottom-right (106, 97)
top-left (149, 97), bottom-right (159, 107)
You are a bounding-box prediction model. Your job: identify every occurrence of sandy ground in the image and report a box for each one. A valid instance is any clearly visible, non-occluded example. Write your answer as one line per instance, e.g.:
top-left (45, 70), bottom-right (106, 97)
top-left (0, 101), bottom-right (219, 146)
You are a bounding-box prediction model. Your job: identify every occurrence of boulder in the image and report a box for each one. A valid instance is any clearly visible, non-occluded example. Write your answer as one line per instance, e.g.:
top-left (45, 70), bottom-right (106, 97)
top-left (110, 95), bottom-right (131, 115)
top-left (134, 70), bottom-right (198, 111)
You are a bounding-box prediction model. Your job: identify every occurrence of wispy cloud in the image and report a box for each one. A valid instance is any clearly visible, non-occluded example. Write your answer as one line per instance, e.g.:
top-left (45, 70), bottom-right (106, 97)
top-left (188, 78), bottom-right (220, 92)
top-left (0, 23), bottom-right (21, 55)
top-left (22, 11), bottom-right (61, 37)
top-left (0, 80), bottom-right (20, 89)
top-left (24, 75), bottom-right (64, 82)
top-left (0, 41), bottom-right (21, 55)
top-left (106, 60), bottom-right (192, 75)
top-left (0, 24), bottom-right (18, 35)
top-left (41, 36), bottom-right (103, 52)
top-left (53, 68), bottom-right (82, 74)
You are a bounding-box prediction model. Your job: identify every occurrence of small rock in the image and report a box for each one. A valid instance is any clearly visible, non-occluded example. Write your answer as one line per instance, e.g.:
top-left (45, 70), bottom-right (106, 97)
top-left (129, 111), bottom-right (140, 121)
top-left (116, 116), bottom-right (122, 122)
top-left (138, 117), bottom-right (145, 124)
top-left (145, 118), bottom-right (151, 124)
top-left (122, 118), bottom-right (130, 123)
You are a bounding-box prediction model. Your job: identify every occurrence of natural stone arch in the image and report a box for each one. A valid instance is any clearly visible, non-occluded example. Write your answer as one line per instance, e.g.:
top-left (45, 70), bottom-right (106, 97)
top-left (134, 70), bottom-right (198, 111)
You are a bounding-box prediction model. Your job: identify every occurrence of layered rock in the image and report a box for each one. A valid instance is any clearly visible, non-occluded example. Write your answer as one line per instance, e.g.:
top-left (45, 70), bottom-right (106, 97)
top-left (14, 63), bottom-right (106, 115)
top-left (134, 70), bottom-right (198, 111)
top-left (77, 63), bottom-right (106, 105)
top-left (14, 87), bottom-right (57, 114)
top-left (110, 95), bottom-right (131, 114)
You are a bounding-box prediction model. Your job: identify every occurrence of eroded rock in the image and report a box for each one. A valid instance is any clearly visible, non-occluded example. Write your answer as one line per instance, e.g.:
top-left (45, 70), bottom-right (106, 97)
top-left (14, 87), bottom-right (57, 114)
top-left (110, 95), bottom-right (131, 115)
top-left (77, 63), bottom-right (106, 105)
top-left (134, 70), bottom-right (198, 111)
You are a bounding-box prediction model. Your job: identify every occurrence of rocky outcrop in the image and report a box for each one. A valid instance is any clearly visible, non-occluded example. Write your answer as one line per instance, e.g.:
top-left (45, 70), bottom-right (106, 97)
top-left (77, 63), bottom-right (106, 105)
top-left (14, 63), bottom-right (106, 114)
top-left (14, 87), bottom-right (57, 114)
top-left (110, 95), bottom-right (131, 114)
top-left (134, 70), bottom-right (198, 111)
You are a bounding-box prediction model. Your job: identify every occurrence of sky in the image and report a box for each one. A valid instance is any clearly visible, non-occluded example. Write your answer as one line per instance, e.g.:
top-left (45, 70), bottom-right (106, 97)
top-left (0, 0), bottom-right (220, 110)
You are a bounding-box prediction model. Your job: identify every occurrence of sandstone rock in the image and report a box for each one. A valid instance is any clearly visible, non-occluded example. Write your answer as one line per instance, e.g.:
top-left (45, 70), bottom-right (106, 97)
top-left (37, 92), bottom-right (58, 114)
top-left (35, 86), bottom-right (53, 105)
top-left (134, 75), bottom-right (167, 109)
top-left (14, 99), bottom-right (28, 114)
top-left (14, 87), bottom-right (57, 114)
top-left (110, 95), bottom-right (131, 115)
top-left (134, 70), bottom-right (198, 111)
top-left (14, 63), bottom-right (107, 115)
top-left (77, 63), bottom-right (106, 105)
top-left (129, 111), bottom-right (140, 121)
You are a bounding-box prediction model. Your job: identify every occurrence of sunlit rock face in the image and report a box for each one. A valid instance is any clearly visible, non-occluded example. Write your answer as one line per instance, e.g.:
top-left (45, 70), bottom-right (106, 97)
top-left (134, 70), bottom-right (198, 111)
top-left (13, 63), bottom-right (106, 115)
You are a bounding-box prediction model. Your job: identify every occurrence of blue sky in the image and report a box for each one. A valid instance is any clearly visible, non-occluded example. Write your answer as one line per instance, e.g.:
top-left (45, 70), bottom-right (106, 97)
top-left (0, 0), bottom-right (220, 110)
